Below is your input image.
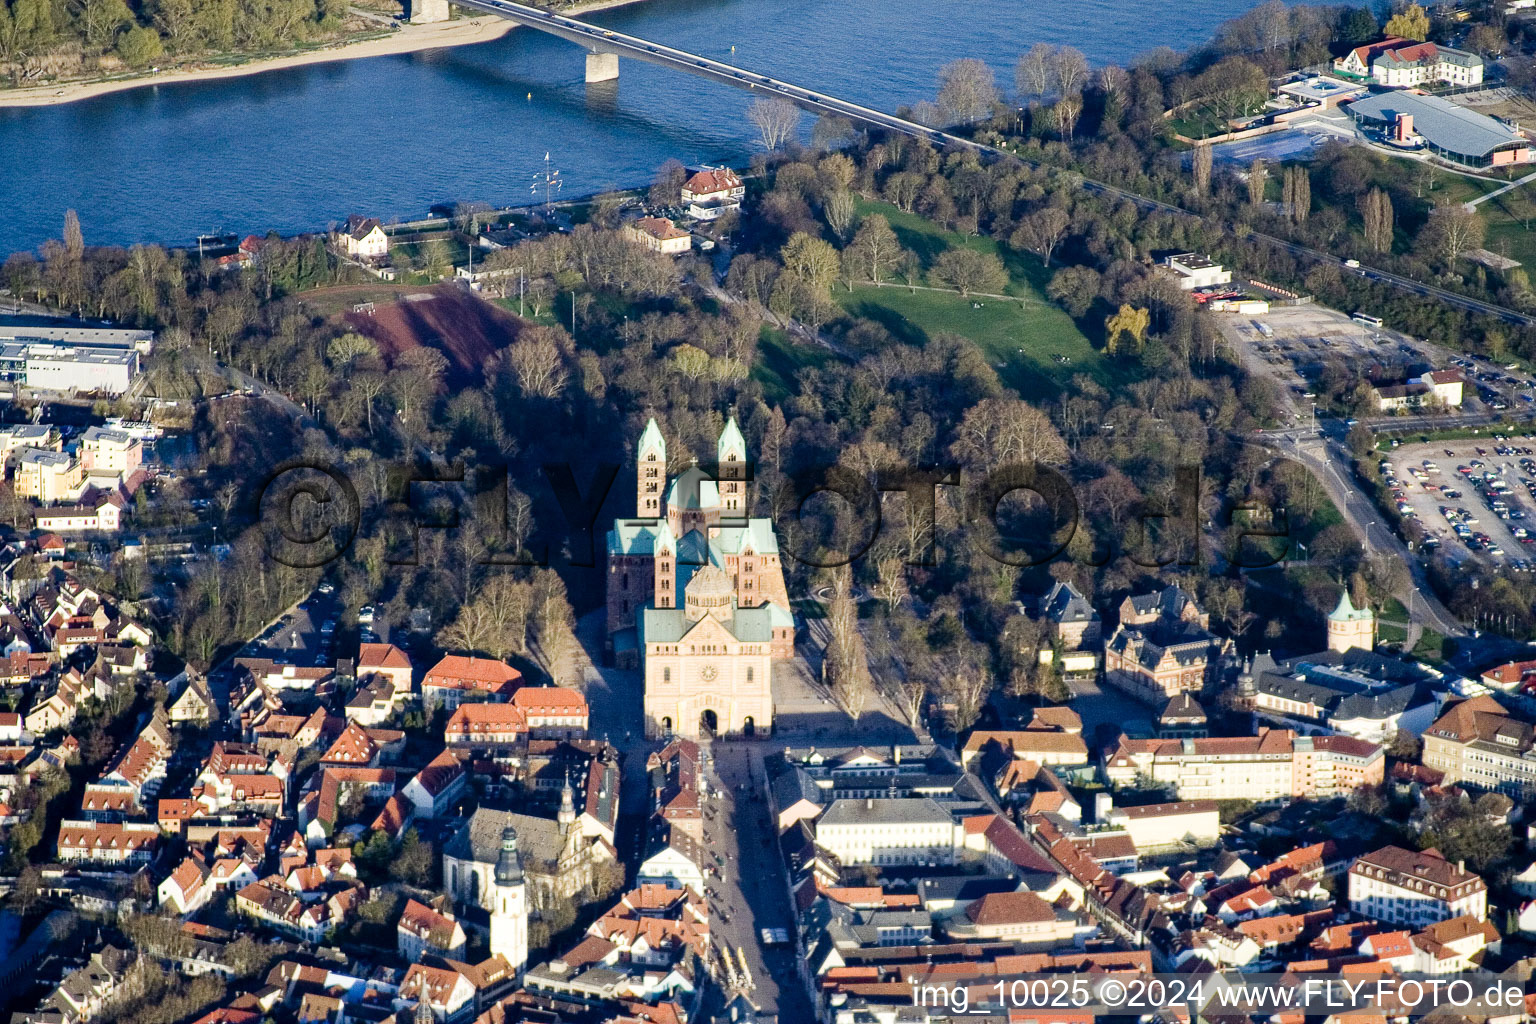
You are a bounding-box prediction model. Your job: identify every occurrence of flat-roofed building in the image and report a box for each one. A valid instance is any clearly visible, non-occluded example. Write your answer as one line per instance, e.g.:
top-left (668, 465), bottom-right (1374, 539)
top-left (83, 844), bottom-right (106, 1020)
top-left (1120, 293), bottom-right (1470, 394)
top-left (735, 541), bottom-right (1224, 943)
top-left (1162, 253), bottom-right (1233, 290)
top-left (80, 426), bottom-right (142, 475)
top-left (0, 342), bottom-right (140, 395)
top-left (1106, 799), bottom-right (1221, 851)
top-left (15, 448), bottom-right (83, 503)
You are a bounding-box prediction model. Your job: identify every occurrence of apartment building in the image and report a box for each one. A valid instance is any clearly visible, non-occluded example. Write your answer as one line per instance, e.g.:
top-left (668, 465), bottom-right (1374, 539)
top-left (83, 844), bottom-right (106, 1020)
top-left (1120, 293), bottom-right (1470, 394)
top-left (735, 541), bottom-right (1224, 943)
top-left (1422, 695), bottom-right (1536, 796)
top-left (1103, 728), bottom-right (1384, 801)
top-left (1348, 845), bottom-right (1488, 926)
top-left (79, 426), bottom-right (142, 475)
top-left (15, 448), bottom-right (84, 503)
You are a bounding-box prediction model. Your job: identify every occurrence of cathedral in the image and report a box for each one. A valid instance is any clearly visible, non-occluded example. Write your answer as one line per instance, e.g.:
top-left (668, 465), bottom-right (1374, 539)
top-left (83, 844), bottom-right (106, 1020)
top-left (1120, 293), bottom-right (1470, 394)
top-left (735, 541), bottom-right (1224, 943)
top-left (606, 416), bottom-right (794, 740)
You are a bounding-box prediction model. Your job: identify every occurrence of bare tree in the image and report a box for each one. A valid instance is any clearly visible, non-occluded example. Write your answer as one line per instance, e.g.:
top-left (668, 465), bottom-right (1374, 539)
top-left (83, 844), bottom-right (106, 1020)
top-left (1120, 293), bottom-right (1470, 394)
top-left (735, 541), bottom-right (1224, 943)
top-left (823, 190), bottom-right (856, 240)
top-left (1099, 64), bottom-right (1128, 101)
top-left (1010, 205), bottom-right (1071, 266)
top-left (747, 98), bottom-right (801, 150)
top-left (823, 570), bottom-right (871, 722)
top-left (1418, 203), bottom-right (1484, 271)
top-left (1360, 187), bottom-right (1394, 254)
top-left (1050, 46), bottom-right (1089, 97)
top-left (1052, 94), bottom-right (1082, 142)
top-left (1015, 43), bottom-right (1053, 99)
top-left (63, 209), bottom-right (83, 259)
top-left (1282, 165), bottom-right (1311, 224)
top-left (502, 326), bottom-right (571, 399)
top-left (848, 214), bottom-right (902, 286)
top-left (937, 57), bottom-right (999, 125)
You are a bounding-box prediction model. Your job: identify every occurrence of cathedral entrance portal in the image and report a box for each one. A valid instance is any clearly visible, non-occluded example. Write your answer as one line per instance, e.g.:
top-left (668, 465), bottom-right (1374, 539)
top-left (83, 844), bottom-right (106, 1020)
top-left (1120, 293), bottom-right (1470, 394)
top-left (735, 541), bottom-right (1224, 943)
top-left (743, 716), bottom-right (755, 737)
top-left (700, 708), bottom-right (719, 737)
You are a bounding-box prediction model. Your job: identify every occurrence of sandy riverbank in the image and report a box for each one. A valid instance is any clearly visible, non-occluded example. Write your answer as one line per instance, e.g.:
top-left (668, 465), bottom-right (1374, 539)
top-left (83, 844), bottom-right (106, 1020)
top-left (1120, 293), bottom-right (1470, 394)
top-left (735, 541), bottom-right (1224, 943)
top-left (0, 1), bottom-right (641, 109)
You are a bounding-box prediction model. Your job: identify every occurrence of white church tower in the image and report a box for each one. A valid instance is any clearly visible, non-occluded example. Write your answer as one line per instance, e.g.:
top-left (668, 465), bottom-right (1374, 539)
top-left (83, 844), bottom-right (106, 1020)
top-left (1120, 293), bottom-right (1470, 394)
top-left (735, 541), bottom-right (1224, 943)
top-left (490, 825), bottom-right (528, 973)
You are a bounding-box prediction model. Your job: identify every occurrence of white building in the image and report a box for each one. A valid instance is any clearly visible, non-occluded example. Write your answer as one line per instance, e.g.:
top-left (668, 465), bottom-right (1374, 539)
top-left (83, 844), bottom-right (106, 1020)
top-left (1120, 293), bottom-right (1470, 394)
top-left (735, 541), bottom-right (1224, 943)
top-left (1421, 369), bottom-right (1466, 407)
top-left (1162, 253), bottom-right (1233, 291)
top-left (337, 215), bottom-right (389, 260)
top-left (1348, 845), bottom-right (1487, 926)
top-left (1106, 800), bottom-right (1221, 851)
top-left (815, 797), bottom-right (960, 867)
top-left (681, 167), bottom-right (746, 221)
top-left (0, 342), bottom-right (139, 395)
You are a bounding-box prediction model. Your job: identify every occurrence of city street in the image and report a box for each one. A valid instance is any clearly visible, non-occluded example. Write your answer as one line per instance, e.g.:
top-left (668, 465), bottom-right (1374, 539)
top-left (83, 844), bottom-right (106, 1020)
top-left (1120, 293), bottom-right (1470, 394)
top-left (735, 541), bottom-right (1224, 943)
top-left (703, 742), bottom-right (813, 1023)
top-left (571, 609), bottom-right (817, 1021)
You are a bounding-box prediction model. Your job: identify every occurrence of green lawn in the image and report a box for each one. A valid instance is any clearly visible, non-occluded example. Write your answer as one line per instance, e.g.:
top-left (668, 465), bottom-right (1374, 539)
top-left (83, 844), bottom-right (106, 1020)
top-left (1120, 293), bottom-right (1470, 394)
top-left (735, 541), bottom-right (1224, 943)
top-left (844, 201), bottom-right (1126, 401)
top-left (1413, 628), bottom-right (1448, 664)
top-left (754, 326), bottom-right (834, 404)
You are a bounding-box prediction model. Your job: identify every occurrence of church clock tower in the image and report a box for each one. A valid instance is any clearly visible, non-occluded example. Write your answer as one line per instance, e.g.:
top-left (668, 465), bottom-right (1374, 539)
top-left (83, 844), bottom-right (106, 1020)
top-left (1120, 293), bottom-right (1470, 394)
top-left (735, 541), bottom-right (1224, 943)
top-left (490, 825), bottom-right (528, 973)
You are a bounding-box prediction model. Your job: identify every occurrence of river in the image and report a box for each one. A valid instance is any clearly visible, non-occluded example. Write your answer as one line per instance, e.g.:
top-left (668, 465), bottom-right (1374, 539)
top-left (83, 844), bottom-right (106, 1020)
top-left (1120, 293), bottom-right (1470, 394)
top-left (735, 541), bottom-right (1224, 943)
top-left (1, 0), bottom-right (1290, 255)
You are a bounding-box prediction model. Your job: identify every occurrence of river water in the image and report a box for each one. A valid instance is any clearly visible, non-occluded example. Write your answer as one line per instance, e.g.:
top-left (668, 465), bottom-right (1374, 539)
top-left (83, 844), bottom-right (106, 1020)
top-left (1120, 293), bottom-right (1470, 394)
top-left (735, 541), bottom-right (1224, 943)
top-left (2, 0), bottom-right (1287, 255)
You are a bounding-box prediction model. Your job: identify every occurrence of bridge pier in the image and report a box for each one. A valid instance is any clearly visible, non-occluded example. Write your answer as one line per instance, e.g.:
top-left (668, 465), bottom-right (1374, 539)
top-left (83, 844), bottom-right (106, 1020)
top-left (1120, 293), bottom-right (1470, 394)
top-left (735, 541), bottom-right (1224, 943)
top-left (410, 0), bottom-right (450, 23)
top-left (585, 51), bottom-right (619, 83)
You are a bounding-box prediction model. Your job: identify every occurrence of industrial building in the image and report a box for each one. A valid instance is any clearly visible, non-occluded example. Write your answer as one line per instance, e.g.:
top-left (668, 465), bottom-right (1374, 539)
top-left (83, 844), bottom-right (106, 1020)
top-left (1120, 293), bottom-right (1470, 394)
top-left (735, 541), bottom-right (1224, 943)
top-left (0, 323), bottom-right (150, 395)
top-left (1348, 91), bottom-right (1533, 168)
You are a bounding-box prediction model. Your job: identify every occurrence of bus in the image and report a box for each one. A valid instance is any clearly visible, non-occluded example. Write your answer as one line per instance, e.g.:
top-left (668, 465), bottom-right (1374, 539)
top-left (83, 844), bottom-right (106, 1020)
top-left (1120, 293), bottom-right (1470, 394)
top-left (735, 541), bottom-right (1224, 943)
top-left (1351, 312), bottom-right (1384, 327)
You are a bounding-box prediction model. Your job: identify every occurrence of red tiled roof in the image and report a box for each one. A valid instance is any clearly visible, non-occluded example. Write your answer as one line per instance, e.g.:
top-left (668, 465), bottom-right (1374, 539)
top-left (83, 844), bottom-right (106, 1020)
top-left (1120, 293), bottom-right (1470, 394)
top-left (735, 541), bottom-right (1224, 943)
top-left (683, 167), bottom-right (742, 195)
top-left (425, 655), bottom-right (521, 689)
top-left (966, 890), bottom-right (1057, 926)
top-left (358, 642), bottom-right (411, 671)
top-left (631, 216), bottom-right (689, 241)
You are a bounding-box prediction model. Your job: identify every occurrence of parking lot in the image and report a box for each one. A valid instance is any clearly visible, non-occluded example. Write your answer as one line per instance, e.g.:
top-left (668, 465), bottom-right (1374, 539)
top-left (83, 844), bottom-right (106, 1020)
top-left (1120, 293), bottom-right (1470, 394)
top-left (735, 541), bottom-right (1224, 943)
top-left (1224, 304), bottom-right (1536, 419)
top-left (1227, 305), bottom-right (1441, 402)
top-left (1384, 434), bottom-right (1536, 573)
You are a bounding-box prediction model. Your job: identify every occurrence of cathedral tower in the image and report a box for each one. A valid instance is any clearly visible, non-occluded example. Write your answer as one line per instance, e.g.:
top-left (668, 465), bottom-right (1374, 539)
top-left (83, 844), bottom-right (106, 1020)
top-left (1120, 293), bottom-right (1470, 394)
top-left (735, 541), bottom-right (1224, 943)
top-left (717, 416), bottom-right (747, 515)
top-left (490, 826), bottom-right (528, 973)
top-left (637, 417), bottom-right (667, 517)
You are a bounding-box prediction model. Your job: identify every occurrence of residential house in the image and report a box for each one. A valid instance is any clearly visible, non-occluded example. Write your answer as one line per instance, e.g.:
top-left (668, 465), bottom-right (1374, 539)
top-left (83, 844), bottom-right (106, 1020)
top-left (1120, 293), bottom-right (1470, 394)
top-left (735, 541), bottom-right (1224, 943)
top-left (403, 749), bottom-right (467, 819)
top-left (398, 899), bottom-right (468, 961)
top-left (680, 166), bottom-right (745, 220)
top-left (57, 820), bottom-right (159, 865)
top-left (623, 217), bottom-right (692, 256)
top-left (337, 216), bottom-right (389, 260)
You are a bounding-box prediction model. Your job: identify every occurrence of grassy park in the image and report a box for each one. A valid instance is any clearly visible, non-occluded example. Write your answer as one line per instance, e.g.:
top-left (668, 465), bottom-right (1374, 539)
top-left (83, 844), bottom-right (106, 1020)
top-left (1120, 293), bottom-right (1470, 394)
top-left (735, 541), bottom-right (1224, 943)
top-left (838, 201), bottom-right (1124, 401)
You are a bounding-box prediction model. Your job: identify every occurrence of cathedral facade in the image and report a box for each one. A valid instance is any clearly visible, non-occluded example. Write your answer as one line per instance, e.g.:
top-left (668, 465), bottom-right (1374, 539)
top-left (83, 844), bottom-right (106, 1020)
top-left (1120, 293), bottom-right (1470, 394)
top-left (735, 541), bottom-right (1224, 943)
top-left (606, 417), bottom-right (794, 740)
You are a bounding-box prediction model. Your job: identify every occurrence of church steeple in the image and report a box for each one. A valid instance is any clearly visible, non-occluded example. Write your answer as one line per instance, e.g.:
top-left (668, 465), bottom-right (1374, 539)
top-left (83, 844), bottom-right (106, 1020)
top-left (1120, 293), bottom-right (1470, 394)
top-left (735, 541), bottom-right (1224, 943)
top-left (414, 996), bottom-right (434, 1024)
top-left (637, 417), bottom-right (667, 517)
top-left (717, 415), bottom-right (747, 514)
top-left (495, 826), bottom-right (523, 886)
top-left (558, 771), bottom-right (577, 831)
top-left (490, 823), bottom-right (528, 974)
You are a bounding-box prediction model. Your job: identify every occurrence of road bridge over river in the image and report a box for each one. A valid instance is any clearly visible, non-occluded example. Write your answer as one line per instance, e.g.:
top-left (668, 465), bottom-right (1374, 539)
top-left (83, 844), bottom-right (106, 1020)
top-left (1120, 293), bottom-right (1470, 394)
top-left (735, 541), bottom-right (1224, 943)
top-left (416, 0), bottom-right (1536, 327)
top-left (422, 0), bottom-right (967, 146)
